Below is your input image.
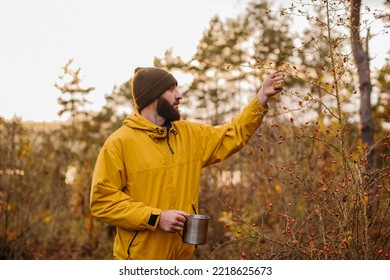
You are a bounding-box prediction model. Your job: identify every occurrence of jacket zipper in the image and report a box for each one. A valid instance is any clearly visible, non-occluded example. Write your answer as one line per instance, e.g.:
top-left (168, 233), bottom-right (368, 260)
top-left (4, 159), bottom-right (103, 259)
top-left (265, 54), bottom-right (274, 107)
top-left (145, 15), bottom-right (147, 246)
top-left (160, 123), bottom-right (175, 155)
top-left (166, 132), bottom-right (175, 154)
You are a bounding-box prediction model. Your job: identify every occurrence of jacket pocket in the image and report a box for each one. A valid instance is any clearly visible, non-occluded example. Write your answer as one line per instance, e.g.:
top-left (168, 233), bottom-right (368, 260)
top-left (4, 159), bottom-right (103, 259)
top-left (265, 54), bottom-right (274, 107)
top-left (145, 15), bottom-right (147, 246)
top-left (192, 203), bottom-right (198, 214)
top-left (126, 231), bottom-right (139, 260)
top-left (114, 228), bottom-right (139, 260)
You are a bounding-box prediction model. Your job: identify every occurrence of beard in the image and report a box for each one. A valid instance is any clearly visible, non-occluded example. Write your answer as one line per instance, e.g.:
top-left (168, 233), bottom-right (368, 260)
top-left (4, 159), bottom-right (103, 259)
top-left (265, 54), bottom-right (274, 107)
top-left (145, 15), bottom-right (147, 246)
top-left (157, 96), bottom-right (181, 122)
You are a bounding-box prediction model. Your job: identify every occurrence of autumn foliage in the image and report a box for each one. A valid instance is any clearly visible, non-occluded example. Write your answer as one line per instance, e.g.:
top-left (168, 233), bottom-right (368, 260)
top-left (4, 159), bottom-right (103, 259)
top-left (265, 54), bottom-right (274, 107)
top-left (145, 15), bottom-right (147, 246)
top-left (1, 0), bottom-right (389, 259)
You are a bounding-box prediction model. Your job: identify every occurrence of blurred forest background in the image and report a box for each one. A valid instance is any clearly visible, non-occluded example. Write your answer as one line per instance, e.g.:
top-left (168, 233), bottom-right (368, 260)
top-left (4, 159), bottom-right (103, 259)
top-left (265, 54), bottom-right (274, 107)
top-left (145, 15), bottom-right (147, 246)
top-left (1, 0), bottom-right (389, 260)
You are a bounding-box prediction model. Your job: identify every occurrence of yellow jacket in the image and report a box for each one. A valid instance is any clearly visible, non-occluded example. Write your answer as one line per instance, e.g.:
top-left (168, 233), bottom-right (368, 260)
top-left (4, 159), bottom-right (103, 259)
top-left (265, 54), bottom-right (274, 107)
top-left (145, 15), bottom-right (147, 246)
top-left (90, 97), bottom-right (267, 259)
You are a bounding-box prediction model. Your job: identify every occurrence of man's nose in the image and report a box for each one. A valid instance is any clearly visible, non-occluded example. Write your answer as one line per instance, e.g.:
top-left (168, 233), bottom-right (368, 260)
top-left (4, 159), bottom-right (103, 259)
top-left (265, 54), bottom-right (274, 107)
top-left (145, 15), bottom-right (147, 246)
top-left (175, 89), bottom-right (183, 100)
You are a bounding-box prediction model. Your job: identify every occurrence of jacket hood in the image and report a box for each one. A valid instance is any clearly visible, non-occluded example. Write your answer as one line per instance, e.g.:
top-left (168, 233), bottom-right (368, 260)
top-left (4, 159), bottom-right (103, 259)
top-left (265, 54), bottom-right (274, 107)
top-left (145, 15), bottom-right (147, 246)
top-left (123, 112), bottom-right (176, 140)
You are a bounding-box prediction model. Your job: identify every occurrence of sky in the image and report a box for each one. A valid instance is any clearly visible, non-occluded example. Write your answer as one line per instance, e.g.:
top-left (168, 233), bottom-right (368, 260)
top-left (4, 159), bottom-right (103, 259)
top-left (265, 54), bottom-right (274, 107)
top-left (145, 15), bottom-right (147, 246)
top-left (0, 0), bottom-right (388, 122)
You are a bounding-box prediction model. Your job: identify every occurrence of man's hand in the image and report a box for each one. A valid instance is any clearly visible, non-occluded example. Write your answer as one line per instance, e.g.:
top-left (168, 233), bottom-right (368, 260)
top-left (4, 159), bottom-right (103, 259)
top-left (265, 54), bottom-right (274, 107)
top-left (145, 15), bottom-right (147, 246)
top-left (158, 210), bottom-right (188, 233)
top-left (257, 71), bottom-right (285, 107)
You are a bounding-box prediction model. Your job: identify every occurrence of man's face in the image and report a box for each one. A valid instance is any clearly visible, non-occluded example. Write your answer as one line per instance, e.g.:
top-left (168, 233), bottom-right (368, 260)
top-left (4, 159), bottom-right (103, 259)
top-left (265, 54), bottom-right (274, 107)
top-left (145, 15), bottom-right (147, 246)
top-left (157, 85), bottom-right (182, 122)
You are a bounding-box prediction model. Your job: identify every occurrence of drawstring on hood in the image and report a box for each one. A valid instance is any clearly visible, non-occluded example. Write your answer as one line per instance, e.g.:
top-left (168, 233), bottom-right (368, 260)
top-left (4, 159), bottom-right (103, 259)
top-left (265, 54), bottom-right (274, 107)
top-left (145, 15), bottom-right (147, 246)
top-left (123, 112), bottom-right (177, 154)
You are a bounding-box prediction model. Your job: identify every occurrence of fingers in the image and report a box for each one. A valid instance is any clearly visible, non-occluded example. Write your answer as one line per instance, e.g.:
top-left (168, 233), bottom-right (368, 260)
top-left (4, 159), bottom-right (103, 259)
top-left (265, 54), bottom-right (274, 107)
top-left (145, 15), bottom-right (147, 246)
top-left (256, 71), bottom-right (286, 106)
top-left (171, 218), bottom-right (185, 232)
top-left (158, 210), bottom-right (189, 233)
top-left (272, 80), bottom-right (284, 90)
top-left (175, 210), bottom-right (189, 219)
top-left (270, 72), bottom-right (285, 90)
top-left (173, 211), bottom-right (189, 228)
top-left (168, 213), bottom-right (186, 233)
top-left (270, 71), bottom-right (285, 77)
top-left (270, 71), bottom-right (285, 82)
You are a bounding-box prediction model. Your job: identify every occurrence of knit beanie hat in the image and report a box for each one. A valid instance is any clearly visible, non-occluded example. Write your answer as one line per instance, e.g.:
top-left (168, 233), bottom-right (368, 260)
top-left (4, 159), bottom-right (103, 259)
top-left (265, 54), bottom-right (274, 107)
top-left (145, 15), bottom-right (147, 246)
top-left (131, 67), bottom-right (178, 111)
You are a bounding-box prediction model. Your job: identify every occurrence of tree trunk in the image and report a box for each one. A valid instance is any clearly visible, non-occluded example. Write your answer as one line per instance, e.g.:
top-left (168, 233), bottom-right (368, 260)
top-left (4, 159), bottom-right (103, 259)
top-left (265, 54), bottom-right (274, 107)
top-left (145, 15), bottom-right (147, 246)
top-left (350, 0), bottom-right (375, 172)
top-left (350, 0), bottom-right (377, 219)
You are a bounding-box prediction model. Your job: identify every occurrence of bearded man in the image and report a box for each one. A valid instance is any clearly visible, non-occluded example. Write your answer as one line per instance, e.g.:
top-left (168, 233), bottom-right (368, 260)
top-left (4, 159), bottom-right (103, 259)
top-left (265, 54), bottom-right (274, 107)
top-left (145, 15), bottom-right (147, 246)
top-left (90, 67), bottom-right (285, 260)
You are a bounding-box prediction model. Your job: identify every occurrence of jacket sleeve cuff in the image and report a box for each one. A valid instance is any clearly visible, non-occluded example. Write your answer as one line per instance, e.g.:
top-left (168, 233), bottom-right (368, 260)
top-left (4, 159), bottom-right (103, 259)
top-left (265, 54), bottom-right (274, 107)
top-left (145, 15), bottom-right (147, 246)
top-left (248, 97), bottom-right (269, 116)
top-left (146, 208), bottom-right (162, 231)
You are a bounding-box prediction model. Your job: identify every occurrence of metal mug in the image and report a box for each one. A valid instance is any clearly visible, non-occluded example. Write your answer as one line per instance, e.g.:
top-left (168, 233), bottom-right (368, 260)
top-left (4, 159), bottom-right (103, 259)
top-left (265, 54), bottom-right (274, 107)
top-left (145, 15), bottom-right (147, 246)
top-left (182, 214), bottom-right (210, 245)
